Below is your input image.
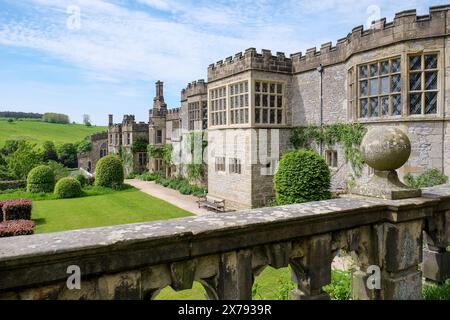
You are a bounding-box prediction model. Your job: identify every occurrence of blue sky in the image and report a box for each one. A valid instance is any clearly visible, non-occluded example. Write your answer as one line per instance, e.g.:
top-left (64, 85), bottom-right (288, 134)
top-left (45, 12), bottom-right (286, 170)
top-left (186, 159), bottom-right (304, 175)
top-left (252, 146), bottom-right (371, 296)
top-left (0, 0), bottom-right (448, 125)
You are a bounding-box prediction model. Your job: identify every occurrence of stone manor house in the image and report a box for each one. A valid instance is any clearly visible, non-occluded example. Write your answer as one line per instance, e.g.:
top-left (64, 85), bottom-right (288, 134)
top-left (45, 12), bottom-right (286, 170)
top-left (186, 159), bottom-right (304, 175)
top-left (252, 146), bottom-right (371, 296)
top-left (79, 5), bottom-right (450, 211)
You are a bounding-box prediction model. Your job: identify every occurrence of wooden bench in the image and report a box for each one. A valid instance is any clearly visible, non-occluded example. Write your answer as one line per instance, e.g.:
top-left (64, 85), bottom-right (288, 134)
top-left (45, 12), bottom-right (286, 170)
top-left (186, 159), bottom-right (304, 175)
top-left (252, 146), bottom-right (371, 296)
top-left (197, 195), bottom-right (225, 212)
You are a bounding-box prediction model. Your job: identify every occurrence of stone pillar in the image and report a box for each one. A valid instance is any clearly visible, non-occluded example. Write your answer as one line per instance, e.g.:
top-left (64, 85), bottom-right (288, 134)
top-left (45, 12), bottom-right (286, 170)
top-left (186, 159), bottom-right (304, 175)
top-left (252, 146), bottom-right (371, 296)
top-left (376, 221), bottom-right (424, 300)
top-left (422, 246), bottom-right (450, 283)
top-left (289, 234), bottom-right (332, 300)
top-left (423, 210), bottom-right (450, 283)
top-left (217, 250), bottom-right (253, 300)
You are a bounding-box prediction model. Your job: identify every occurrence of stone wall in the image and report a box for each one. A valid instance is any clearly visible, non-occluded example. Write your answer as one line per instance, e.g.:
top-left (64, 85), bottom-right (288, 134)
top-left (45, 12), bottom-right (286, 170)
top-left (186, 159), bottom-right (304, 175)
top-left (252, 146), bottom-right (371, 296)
top-left (77, 132), bottom-right (108, 173)
top-left (1, 184), bottom-right (448, 300)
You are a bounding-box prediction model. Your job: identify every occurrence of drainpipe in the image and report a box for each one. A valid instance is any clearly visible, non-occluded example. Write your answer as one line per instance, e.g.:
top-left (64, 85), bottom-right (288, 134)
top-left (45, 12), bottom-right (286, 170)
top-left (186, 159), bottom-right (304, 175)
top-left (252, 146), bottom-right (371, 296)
top-left (317, 64), bottom-right (324, 155)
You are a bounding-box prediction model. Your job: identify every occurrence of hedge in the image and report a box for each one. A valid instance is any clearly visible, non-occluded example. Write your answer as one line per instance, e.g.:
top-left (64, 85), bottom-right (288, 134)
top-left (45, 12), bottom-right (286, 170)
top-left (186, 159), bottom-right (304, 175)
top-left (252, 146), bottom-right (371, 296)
top-left (0, 180), bottom-right (26, 191)
top-left (54, 177), bottom-right (82, 199)
top-left (75, 174), bottom-right (87, 187)
top-left (27, 165), bottom-right (55, 193)
top-left (95, 155), bottom-right (124, 188)
top-left (0, 220), bottom-right (35, 237)
top-left (1, 199), bottom-right (32, 221)
top-left (274, 149), bottom-right (331, 205)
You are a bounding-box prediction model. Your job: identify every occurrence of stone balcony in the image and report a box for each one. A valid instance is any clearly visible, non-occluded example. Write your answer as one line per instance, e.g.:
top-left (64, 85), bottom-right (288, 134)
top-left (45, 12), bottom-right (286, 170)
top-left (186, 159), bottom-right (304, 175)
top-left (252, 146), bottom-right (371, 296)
top-left (0, 186), bottom-right (448, 300)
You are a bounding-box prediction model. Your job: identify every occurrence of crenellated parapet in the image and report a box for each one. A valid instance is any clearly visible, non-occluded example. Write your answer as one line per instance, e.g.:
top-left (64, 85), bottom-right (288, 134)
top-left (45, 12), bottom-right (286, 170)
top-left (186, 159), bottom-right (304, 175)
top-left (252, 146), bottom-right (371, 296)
top-left (181, 79), bottom-right (207, 101)
top-left (291, 5), bottom-right (450, 73)
top-left (90, 132), bottom-right (108, 142)
top-left (207, 5), bottom-right (450, 78)
top-left (208, 48), bottom-right (292, 82)
top-left (166, 107), bottom-right (181, 121)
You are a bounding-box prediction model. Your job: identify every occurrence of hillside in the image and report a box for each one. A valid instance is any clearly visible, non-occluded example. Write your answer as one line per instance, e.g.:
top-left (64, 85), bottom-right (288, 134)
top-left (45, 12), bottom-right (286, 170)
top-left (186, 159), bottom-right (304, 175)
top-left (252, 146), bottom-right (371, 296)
top-left (0, 118), bottom-right (107, 146)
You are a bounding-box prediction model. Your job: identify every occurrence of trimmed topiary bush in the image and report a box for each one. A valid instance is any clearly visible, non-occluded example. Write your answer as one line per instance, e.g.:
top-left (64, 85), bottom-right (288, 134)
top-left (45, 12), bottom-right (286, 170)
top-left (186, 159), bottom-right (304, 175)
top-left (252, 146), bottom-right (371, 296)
top-left (54, 177), bottom-right (82, 199)
top-left (0, 220), bottom-right (35, 237)
top-left (75, 174), bottom-right (86, 187)
top-left (27, 165), bottom-right (55, 193)
top-left (274, 149), bottom-right (331, 205)
top-left (1, 198), bottom-right (32, 220)
top-left (95, 155), bottom-right (124, 188)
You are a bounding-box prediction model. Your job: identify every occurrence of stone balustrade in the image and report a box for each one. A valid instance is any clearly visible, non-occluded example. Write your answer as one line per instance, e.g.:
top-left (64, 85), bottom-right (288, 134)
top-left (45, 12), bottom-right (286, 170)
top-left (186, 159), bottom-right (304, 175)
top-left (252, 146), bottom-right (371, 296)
top-left (0, 186), bottom-right (448, 300)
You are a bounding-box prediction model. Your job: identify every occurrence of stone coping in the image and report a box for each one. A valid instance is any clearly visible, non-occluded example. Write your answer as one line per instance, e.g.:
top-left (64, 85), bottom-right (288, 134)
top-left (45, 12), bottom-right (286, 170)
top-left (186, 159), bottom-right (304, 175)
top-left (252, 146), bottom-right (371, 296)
top-left (0, 185), bottom-right (448, 291)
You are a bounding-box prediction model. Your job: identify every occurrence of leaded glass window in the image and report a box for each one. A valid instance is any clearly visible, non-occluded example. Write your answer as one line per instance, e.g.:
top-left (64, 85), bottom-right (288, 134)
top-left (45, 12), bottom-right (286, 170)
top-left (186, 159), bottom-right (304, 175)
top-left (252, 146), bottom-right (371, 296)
top-left (408, 54), bottom-right (438, 115)
top-left (254, 81), bottom-right (284, 125)
top-left (358, 57), bottom-right (402, 118)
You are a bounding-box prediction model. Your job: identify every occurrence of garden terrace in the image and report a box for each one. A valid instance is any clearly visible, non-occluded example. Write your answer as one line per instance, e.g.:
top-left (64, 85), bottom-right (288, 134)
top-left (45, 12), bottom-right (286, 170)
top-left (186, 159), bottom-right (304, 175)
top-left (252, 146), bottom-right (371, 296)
top-left (0, 184), bottom-right (448, 300)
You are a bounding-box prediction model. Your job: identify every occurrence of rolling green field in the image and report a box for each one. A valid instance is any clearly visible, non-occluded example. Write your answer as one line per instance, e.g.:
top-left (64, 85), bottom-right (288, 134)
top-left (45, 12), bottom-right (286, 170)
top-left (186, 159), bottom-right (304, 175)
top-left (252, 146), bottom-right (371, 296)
top-left (29, 187), bottom-right (192, 233)
top-left (0, 118), bottom-right (107, 146)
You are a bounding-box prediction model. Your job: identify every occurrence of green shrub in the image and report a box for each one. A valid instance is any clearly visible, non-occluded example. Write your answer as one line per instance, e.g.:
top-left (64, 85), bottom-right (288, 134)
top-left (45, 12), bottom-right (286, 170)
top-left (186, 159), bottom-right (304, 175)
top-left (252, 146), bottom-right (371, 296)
top-left (46, 160), bottom-right (69, 181)
top-left (137, 172), bottom-right (160, 181)
top-left (54, 177), bottom-right (82, 199)
top-left (178, 184), bottom-right (191, 195)
top-left (75, 174), bottom-right (86, 187)
top-left (404, 168), bottom-right (448, 189)
top-left (95, 155), bottom-right (124, 188)
top-left (274, 149), bottom-right (331, 205)
top-left (27, 165), bottom-right (55, 193)
top-left (323, 270), bottom-right (351, 300)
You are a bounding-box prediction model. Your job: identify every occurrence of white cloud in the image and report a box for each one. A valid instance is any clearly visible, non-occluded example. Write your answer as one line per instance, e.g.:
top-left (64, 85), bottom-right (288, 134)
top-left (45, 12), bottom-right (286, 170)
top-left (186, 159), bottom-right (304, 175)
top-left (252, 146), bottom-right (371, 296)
top-left (0, 0), bottom-right (447, 102)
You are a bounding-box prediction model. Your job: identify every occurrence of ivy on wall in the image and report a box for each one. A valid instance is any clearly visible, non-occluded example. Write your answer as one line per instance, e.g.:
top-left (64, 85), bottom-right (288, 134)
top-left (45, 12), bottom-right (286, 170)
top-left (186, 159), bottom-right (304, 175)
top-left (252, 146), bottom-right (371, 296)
top-left (119, 145), bottom-right (134, 173)
top-left (290, 123), bottom-right (367, 183)
top-left (186, 131), bottom-right (208, 181)
top-left (131, 137), bottom-right (148, 154)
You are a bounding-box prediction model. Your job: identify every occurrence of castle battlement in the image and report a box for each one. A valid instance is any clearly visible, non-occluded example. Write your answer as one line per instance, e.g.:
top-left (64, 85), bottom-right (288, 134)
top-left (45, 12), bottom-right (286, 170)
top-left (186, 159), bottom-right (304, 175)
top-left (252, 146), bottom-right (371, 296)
top-left (207, 5), bottom-right (450, 78)
top-left (90, 132), bottom-right (108, 142)
top-left (207, 48), bottom-right (292, 82)
top-left (181, 79), bottom-right (207, 101)
top-left (166, 107), bottom-right (181, 121)
top-left (291, 5), bottom-right (450, 73)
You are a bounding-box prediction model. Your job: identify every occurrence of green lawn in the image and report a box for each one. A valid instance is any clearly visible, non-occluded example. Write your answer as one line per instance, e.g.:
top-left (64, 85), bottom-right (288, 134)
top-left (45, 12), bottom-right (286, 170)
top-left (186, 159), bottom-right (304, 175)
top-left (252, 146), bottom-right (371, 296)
top-left (30, 188), bottom-right (192, 233)
top-left (156, 267), bottom-right (293, 300)
top-left (0, 119), bottom-right (107, 146)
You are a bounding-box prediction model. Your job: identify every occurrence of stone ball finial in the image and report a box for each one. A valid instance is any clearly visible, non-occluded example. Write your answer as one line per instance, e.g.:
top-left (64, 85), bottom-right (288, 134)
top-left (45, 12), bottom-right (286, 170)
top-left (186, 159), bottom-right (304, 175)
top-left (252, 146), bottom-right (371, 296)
top-left (360, 126), bottom-right (411, 171)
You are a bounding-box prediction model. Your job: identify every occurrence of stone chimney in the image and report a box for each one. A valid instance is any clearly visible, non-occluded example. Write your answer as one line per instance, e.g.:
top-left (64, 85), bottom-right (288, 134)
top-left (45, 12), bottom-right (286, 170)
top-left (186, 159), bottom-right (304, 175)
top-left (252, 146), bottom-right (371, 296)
top-left (108, 114), bottom-right (113, 126)
top-left (152, 80), bottom-right (167, 111)
top-left (156, 81), bottom-right (164, 100)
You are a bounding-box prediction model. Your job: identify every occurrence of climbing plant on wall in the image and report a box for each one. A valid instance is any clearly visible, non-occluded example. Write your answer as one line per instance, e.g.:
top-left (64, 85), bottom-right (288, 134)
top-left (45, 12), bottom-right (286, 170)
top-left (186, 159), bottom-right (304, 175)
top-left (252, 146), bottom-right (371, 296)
top-left (290, 123), bottom-right (367, 183)
top-left (131, 137), bottom-right (148, 154)
top-left (185, 131), bottom-right (208, 181)
top-left (120, 145), bottom-right (134, 173)
top-left (147, 144), bottom-right (164, 159)
top-left (162, 144), bottom-right (173, 165)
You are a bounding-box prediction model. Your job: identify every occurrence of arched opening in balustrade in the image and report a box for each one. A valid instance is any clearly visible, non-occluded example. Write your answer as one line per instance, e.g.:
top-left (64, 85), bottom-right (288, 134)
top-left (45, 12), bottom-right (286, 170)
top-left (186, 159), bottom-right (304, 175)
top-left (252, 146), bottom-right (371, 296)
top-left (152, 281), bottom-right (207, 300)
top-left (252, 266), bottom-right (293, 300)
top-left (326, 250), bottom-right (354, 300)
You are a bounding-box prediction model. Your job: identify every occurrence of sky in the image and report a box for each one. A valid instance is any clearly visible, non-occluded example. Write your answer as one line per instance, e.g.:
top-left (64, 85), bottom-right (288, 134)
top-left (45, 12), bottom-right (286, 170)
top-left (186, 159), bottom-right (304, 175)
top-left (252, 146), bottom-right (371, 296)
top-left (0, 0), bottom-right (448, 125)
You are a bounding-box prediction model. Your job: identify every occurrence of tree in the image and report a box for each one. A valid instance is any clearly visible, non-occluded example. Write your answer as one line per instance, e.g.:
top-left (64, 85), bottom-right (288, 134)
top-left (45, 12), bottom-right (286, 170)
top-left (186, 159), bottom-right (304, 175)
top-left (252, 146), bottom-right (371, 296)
top-left (83, 114), bottom-right (92, 127)
top-left (6, 141), bottom-right (43, 179)
top-left (57, 143), bottom-right (78, 168)
top-left (42, 113), bottom-right (70, 124)
top-left (41, 141), bottom-right (58, 162)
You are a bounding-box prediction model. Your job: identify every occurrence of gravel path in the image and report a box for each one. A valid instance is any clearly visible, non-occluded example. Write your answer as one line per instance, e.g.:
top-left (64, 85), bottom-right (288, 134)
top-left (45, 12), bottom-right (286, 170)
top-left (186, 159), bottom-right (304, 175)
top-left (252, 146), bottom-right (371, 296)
top-left (126, 179), bottom-right (210, 216)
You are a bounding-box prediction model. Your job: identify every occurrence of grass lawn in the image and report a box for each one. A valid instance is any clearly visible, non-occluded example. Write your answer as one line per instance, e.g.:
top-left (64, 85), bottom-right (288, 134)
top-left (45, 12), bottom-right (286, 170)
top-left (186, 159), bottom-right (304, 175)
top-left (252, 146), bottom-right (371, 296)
top-left (0, 118), bottom-right (107, 146)
top-left (156, 267), bottom-right (293, 300)
top-left (28, 187), bottom-right (192, 233)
